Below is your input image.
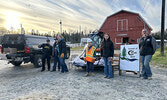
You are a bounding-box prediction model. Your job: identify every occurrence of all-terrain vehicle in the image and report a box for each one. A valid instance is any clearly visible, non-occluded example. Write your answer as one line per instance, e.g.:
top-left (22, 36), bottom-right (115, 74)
top-left (72, 31), bottom-right (105, 68)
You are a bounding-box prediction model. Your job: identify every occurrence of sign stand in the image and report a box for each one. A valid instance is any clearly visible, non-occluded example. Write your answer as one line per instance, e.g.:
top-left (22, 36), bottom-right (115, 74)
top-left (120, 44), bottom-right (140, 77)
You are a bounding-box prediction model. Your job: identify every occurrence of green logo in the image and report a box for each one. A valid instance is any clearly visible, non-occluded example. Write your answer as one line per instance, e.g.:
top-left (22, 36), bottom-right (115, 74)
top-left (121, 46), bottom-right (138, 62)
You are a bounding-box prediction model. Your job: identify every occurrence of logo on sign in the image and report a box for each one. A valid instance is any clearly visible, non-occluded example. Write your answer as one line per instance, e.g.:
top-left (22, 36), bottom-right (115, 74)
top-left (121, 46), bottom-right (138, 62)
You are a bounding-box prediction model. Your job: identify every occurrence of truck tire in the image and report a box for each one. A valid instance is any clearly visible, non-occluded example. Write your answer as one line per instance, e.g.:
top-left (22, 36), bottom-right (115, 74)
top-left (12, 61), bottom-right (22, 66)
top-left (34, 55), bottom-right (42, 68)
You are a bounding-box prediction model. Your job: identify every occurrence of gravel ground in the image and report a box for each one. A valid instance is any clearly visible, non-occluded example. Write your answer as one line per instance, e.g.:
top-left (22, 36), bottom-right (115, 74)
top-left (0, 51), bottom-right (167, 100)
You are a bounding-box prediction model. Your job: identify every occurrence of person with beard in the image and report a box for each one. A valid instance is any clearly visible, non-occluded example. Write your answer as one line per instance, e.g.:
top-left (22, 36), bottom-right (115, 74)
top-left (139, 29), bottom-right (157, 80)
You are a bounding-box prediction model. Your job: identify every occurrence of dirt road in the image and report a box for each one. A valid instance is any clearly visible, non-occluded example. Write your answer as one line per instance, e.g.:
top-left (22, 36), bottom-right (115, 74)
top-left (0, 51), bottom-right (167, 100)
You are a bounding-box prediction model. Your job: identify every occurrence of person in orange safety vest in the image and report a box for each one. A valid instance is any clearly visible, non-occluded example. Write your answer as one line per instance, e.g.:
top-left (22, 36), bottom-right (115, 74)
top-left (84, 39), bottom-right (96, 77)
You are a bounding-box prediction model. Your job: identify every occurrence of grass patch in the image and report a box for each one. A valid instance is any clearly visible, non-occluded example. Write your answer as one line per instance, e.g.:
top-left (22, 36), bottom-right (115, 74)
top-left (71, 46), bottom-right (84, 51)
top-left (151, 47), bottom-right (167, 66)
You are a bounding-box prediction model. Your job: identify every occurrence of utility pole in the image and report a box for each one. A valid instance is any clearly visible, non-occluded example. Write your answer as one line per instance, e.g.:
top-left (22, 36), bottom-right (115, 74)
top-left (161, 0), bottom-right (165, 56)
top-left (60, 20), bottom-right (62, 34)
top-left (79, 26), bottom-right (81, 33)
top-left (20, 23), bottom-right (22, 34)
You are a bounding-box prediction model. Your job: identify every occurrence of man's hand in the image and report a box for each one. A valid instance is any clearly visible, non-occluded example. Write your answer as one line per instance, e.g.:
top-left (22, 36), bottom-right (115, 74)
top-left (38, 44), bottom-right (41, 48)
top-left (92, 58), bottom-right (95, 63)
top-left (60, 53), bottom-right (64, 58)
top-left (109, 57), bottom-right (113, 61)
top-left (84, 57), bottom-right (86, 62)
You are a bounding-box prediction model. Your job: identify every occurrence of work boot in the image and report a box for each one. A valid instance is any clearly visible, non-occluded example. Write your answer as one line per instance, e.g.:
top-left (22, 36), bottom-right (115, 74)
top-left (41, 69), bottom-right (45, 72)
top-left (148, 77), bottom-right (152, 80)
top-left (91, 72), bottom-right (95, 76)
top-left (84, 72), bottom-right (89, 77)
top-left (104, 76), bottom-right (108, 78)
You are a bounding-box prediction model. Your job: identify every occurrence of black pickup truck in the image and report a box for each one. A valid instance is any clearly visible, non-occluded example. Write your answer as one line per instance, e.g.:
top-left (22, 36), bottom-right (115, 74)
top-left (1, 34), bottom-right (70, 67)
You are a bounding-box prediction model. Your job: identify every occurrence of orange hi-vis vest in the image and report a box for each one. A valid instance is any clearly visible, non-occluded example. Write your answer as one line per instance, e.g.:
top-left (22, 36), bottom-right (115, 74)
top-left (85, 46), bottom-right (96, 63)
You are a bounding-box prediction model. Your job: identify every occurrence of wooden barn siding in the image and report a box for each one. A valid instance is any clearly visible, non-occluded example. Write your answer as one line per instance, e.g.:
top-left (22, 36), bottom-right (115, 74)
top-left (100, 12), bottom-right (151, 49)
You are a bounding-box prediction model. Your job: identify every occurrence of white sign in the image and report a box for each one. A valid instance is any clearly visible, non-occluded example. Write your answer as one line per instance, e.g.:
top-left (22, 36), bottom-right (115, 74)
top-left (120, 44), bottom-right (140, 71)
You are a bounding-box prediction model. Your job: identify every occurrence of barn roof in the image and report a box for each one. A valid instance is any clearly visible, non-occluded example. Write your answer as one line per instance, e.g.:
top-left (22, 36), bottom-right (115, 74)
top-left (99, 10), bottom-right (152, 30)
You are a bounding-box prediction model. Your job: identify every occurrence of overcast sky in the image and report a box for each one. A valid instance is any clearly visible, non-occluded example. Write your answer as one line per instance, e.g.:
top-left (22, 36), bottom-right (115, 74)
top-left (0, 0), bottom-right (166, 33)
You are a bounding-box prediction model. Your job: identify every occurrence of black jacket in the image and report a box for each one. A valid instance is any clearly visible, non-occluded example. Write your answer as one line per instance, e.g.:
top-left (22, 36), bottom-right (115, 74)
top-left (139, 35), bottom-right (154, 56)
top-left (52, 42), bottom-right (59, 57)
top-left (39, 43), bottom-right (52, 56)
top-left (101, 38), bottom-right (114, 57)
top-left (58, 39), bottom-right (67, 57)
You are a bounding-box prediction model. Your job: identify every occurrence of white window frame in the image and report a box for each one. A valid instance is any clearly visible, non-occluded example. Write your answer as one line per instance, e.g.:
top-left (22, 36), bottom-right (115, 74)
top-left (115, 38), bottom-right (123, 44)
top-left (117, 19), bottom-right (128, 31)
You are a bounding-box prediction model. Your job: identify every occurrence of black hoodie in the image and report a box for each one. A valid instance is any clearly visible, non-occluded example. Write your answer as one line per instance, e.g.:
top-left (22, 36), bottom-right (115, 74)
top-left (139, 35), bottom-right (154, 56)
top-left (101, 37), bottom-right (114, 57)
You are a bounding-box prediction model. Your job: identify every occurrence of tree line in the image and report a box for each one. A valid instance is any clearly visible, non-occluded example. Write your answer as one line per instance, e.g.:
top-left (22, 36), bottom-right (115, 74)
top-left (31, 31), bottom-right (88, 43)
top-left (152, 29), bottom-right (167, 40)
top-left (0, 27), bottom-right (88, 43)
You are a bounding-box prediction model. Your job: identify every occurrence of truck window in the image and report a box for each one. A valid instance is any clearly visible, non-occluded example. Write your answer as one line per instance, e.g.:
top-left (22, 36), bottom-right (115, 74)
top-left (2, 35), bottom-right (24, 44)
top-left (26, 37), bottom-right (46, 45)
top-left (26, 37), bottom-right (54, 45)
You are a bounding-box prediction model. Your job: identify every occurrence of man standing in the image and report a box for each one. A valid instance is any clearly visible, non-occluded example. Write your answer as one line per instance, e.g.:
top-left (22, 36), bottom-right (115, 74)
top-left (52, 38), bottom-right (60, 72)
top-left (139, 29), bottom-right (157, 80)
top-left (84, 39), bottom-right (96, 77)
top-left (57, 35), bottom-right (68, 73)
top-left (38, 39), bottom-right (52, 72)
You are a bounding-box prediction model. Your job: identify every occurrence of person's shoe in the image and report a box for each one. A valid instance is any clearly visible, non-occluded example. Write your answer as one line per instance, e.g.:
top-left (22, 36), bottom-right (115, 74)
top-left (148, 77), bottom-right (152, 80)
top-left (41, 70), bottom-right (45, 72)
top-left (65, 71), bottom-right (69, 74)
top-left (107, 77), bottom-right (112, 79)
top-left (50, 70), bottom-right (56, 72)
top-left (60, 71), bottom-right (64, 73)
top-left (140, 77), bottom-right (145, 80)
top-left (91, 72), bottom-right (95, 76)
top-left (104, 76), bottom-right (108, 78)
top-left (58, 69), bottom-right (60, 71)
top-left (84, 72), bottom-right (89, 77)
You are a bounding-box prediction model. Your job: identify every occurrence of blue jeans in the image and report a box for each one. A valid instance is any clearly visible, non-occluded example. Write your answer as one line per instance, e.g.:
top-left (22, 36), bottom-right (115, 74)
top-left (103, 57), bottom-right (113, 78)
top-left (86, 61), bottom-right (94, 73)
top-left (141, 55), bottom-right (152, 79)
top-left (59, 56), bottom-right (68, 73)
top-left (52, 56), bottom-right (60, 71)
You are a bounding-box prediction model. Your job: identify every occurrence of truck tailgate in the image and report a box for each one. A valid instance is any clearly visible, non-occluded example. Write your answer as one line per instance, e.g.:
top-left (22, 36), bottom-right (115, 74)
top-left (0, 53), bottom-right (7, 60)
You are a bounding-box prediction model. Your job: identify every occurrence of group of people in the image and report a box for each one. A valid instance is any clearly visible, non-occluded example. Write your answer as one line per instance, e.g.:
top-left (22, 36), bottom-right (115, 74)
top-left (84, 28), bottom-right (157, 80)
top-left (38, 35), bottom-right (68, 73)
top-left (84, 33), bottom-right (114, 79)
top-left (38, 28), bottom-right (157, 80)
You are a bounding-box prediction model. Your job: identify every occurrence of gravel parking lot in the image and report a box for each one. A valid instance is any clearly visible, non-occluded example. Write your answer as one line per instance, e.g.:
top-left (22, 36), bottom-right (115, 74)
top-left (0, 51), bottom-right (167, 100)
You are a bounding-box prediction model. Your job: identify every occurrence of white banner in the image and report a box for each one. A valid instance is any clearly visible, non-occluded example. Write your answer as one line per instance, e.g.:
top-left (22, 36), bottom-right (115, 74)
top-left (120, 44), bottom-right (140, 71)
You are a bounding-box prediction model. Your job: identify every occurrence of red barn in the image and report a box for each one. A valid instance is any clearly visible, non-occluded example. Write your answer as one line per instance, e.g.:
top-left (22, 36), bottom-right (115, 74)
top-left (99, 10), bottom-right (152, 49)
